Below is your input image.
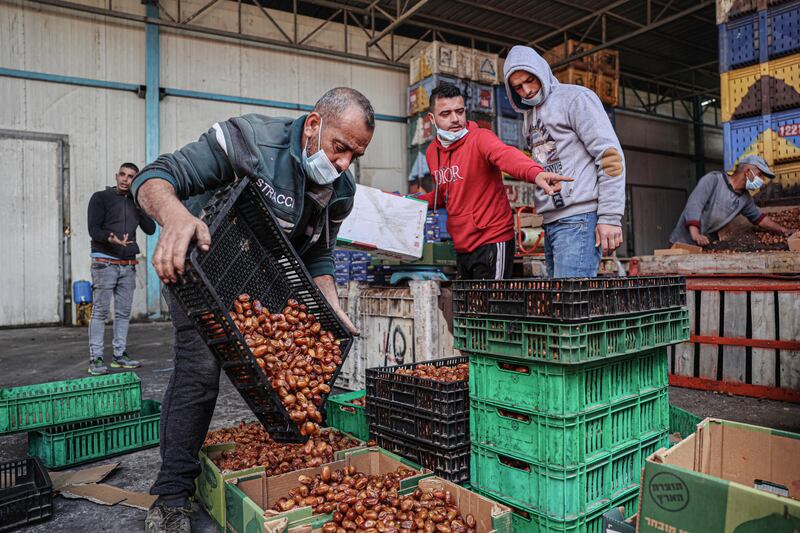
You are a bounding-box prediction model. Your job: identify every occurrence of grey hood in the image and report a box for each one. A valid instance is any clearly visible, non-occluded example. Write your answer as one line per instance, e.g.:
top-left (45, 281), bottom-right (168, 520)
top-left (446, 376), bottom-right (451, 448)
top-left (503, 45), bottom-right (559, 113)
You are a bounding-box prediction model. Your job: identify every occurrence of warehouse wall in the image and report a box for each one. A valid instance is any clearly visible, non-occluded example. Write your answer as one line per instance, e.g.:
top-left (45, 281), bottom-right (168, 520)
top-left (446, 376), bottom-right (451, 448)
top-left (616, 110), bottom-right (724, 256)
top-left (0, 0), bottom-right (414, 325)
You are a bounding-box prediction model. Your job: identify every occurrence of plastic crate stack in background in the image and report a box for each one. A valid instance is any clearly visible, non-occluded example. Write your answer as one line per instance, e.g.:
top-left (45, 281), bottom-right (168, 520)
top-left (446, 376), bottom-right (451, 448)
top-left (407, 42), bottom-right (500, 189)
top-left (334, 250), bottom-right (373, 286)
top-left (0, 373), bottom-right (162, 471)
top-left (454, 276), bottom-right (689, 531)
top-left (719, 0), bottom-right (800, 190)
top-left (365, 356), bottom-right (470, 484)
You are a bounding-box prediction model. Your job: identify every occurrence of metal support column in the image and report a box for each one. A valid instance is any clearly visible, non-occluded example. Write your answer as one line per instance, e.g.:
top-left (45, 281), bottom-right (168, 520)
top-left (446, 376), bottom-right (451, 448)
top-left (145, 0), bottom-right (161, 318)
top-left (693, 96), bottom-right (706, 180)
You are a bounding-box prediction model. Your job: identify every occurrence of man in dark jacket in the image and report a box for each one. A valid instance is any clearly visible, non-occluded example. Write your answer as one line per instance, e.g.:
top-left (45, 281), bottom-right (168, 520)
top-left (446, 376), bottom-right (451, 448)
top-left (87, 162), bottom-right (156, 375)
top-left (132, 88), bottom-right (373, 533)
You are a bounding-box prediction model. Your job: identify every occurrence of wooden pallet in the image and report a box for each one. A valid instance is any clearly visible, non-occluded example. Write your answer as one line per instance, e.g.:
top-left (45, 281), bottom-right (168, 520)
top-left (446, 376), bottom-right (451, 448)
top-left (668, 277), bottom-right (800, 401)
top-left (633, 252), bottom-right (800, 275)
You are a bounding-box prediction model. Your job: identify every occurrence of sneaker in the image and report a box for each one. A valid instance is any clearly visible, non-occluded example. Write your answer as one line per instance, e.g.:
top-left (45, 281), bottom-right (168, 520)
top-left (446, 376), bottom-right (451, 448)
top-left (111, 352), bottom-right (141, 369)
top-left (88, 358), bottom-right (108, 375)
top-left (145, 504), bottom-right (191, 533)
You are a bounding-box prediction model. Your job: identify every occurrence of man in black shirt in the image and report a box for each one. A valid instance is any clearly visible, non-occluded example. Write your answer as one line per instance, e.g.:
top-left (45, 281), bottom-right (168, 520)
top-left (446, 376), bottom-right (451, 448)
top-left (87, 162), bottom-right (156, 374)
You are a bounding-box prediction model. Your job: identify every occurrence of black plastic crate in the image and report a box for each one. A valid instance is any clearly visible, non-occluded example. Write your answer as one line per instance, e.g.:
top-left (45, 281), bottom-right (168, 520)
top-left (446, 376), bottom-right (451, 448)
top-left (0, 457), bottom-right (53, 532)
top-left (366, 396), bottom-right (469, 449)
top-left (371, 426), bottom-right (469, 485)
top-left (452, 276), bottom-right (686, 322)
top-left (365, 357), bottom-right (469, 418)
top-left (168, 177), bottom-right (353, 442)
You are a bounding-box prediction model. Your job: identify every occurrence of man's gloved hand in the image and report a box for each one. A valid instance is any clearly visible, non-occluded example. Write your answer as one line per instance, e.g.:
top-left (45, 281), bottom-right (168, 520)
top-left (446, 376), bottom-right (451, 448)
top-left (600, 148), bottom-right (623, 177)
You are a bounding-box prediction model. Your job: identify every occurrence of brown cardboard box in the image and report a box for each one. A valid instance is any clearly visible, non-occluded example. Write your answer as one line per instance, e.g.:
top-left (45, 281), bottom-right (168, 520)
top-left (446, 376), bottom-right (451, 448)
top-left (639, 418), bottom-right (800, 533)
top-left (288, 476), bottom-right (513, 533)
top-left (224, 448), bottom-right (430, 533)
top-left (788, 230), bottom-right (800, 251)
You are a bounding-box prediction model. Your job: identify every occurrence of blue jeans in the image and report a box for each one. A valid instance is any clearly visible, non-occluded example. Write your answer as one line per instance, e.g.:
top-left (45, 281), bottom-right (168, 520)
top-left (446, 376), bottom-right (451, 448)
top-left (88, 261), bottom-right (136, 360)
top-left (544, 212), bottom-right (601, 278)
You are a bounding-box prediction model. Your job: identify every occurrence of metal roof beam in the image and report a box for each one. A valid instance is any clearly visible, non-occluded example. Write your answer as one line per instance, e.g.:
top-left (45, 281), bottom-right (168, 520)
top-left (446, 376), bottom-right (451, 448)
top-left (300, 0), bottom-right (525, 49)
top-left (528, 0), bottom-right (636, 45)
top-left (548, 1), bottom-right (714, 69)
top-left (532, 0), bottom-right (715, 55)
top-left (369, 1), bottom-right (427, 46)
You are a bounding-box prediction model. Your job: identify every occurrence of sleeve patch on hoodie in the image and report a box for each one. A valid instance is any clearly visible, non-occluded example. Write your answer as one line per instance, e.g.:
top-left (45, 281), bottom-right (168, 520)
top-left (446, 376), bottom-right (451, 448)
top-left (600, 148), bottom-right (623, 177)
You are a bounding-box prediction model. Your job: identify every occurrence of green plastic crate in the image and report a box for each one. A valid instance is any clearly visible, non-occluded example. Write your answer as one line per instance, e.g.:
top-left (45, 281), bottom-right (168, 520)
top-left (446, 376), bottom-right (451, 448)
top-left (0, 372), bottom-right (142, 435)
top-left (326, 390), bottom-right (369, 441)
top-left (469, 348), bottom-right (668, 417)
top-left (27, 400), bottom-right (160, 469)
top-left (470, 388), bottom-right (669, 468)
top-left (453, 310), bottom-right (689, 364)
top-left (470, 433), bottom-right (667, 519)
top-left (478, 485), bottom-right (640, 533)
top-left (669, 404), bottom-right (703, 439)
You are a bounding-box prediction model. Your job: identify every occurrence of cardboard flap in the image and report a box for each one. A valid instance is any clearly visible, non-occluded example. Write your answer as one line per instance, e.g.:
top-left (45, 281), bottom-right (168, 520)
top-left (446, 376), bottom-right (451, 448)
top-left (61, 483), bottom-right (157, 510)
top-left (49, 463), bottom-right (119, 491)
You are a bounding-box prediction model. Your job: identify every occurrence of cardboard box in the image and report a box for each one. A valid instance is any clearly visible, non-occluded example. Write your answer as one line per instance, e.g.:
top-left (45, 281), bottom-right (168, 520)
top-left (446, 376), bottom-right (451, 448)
top-left (196, 435), bottom-right (364, 529)
top-left (409, 54), bottom-right (421, 85)
top-left (286, 476), bottom-right (513, 533)
top-left (672, 242), bottom-right (703, 254)
top-left (381, 241), bottom-right (457, 267)
top-left (473, 50), bottom-right (499, 85)
top-left (654, 248), bottom-right (689, 256)
top-left (789, 230), bottom-right (800, 251)
top-left (639, 418), bottom-right (800, 533)
top-left (420, 41), bottom-right (459, 77)
top-left (224, 448), bottom-right (431, 533)
top-left (337, 185), bottom-right (427, 261)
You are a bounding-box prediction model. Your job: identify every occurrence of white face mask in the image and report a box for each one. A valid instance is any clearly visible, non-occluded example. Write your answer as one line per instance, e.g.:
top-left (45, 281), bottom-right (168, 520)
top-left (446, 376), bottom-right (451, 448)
top-left (746, 170), bottom-right (764, 191)
top-left (436, 126), bottom-right (468, 145)
top-left (521, 89), bottom-right (544, 107)
top-left (302, 119), bottom-right (340, 185)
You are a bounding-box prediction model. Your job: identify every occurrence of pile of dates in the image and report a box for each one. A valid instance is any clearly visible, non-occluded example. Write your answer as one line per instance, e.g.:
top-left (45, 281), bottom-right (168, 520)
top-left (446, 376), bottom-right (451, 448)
top-left (395, 363), bottom-right (469, 383)
top-left (272, 465), bottom-right (412, 513)
top-left (274, 466), bottom-right (477, 533)
top-left (204, 420), bottom-right (271, 447)
top-left (349, 397), bottom-right (366, 407)
top-left (230, 294), bottom-right (344, 436)
top-left (210, 425), bottom-right (361, 475)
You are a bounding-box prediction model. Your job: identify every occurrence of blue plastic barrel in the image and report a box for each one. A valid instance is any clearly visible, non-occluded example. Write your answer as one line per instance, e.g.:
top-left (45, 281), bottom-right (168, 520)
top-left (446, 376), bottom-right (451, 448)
top-left (73, 280), bottom-right (93, 303)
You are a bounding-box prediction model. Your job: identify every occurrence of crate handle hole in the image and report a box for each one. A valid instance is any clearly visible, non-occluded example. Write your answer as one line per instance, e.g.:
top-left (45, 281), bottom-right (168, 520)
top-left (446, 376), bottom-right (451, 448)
top-left (497, 408), bottom-right (530, 424)
top-left (498, 453), bottom-right (531, 471)
top-left (498, 362), bottom-right (530, 375)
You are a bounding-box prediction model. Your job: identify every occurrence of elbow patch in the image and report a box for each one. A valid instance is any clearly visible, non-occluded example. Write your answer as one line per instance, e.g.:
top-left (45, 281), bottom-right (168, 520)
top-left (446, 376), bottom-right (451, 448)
top-left (600, 148), bottom-right (623, 177)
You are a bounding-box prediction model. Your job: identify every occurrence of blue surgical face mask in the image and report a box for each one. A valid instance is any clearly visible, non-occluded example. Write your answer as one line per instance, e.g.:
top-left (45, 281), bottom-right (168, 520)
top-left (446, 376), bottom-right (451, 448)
top-left (746, 170), bottom-right (764, 191)
top-left (436, 126), bottom-right (468, 144)
top-left (521, 89), bottom-right (544, 107)
top-left (302, 120), bottom-right (340, 185)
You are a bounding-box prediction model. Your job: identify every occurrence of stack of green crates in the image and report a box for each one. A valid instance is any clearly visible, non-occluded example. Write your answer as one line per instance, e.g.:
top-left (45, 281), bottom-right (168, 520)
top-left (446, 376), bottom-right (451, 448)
top-left (0, 372), bottom-right (161, 469)
top-left (451, 277), bottom-right (690, 532)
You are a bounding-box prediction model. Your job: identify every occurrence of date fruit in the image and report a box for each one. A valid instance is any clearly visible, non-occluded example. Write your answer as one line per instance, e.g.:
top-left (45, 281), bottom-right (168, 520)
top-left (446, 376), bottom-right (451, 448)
top-left (230, 294), bottom-right (345, 436)
top-left (205, 422), bottom-right (360, 476)
top-left (394, 363), bottom-right (468, 383)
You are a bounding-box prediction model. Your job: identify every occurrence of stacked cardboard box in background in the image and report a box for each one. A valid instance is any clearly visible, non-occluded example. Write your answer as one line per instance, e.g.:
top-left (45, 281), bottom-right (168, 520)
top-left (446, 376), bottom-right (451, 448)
top-left (407, 42), bottom-right (501, 185)
top-left (543, 39), bottom-right (620, 107)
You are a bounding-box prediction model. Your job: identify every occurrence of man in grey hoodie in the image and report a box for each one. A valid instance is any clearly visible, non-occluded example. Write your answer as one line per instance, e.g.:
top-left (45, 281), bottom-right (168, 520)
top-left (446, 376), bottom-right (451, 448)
top-left (504, 45), bottom-right (625, 277)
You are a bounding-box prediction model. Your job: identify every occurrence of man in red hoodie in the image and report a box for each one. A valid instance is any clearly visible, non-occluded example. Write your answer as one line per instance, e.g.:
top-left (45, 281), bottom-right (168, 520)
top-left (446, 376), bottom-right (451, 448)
top-left (418, 82), bottom-right (570, 279)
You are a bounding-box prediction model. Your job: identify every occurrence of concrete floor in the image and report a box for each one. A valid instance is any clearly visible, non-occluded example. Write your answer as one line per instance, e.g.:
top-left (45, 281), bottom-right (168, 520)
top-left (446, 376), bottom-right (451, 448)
top-left (1, 323), bottom-right (799, 532)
